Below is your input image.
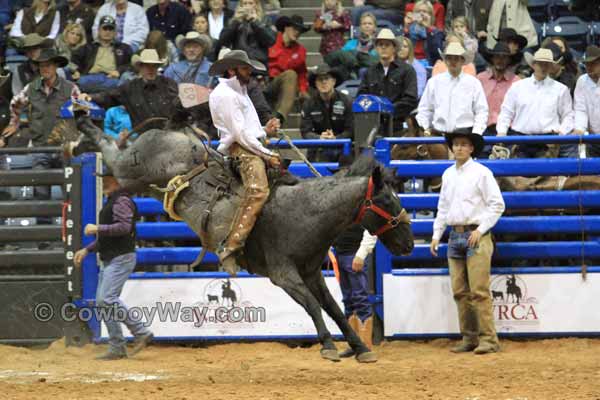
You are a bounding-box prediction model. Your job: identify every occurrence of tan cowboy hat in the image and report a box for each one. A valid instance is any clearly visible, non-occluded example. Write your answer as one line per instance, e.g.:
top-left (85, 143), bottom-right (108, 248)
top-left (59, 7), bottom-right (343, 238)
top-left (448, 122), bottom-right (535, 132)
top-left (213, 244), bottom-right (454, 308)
top-left (208, 49), bottom-right (265, 76)
top-left (175, 31), bottom-right (211, 52)
top-left (523, 47), bottom-right (558, 68)
top-left (442, 42), bottom-right (466, 58)
top-left (375, 28), bottom-right (400, 47)
top-left (132, 49), bottom-right (166, 67)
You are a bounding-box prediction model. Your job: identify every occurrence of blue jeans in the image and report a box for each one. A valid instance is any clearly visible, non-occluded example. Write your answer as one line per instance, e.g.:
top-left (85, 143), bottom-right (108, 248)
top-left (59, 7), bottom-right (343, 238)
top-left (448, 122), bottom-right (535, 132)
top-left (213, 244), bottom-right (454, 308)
top-left (448, 230), bottom-right (480, 259)
top-left (96, 252), bottom-right (150, 354)
top-left (338, 254), bottom-right (372, 321)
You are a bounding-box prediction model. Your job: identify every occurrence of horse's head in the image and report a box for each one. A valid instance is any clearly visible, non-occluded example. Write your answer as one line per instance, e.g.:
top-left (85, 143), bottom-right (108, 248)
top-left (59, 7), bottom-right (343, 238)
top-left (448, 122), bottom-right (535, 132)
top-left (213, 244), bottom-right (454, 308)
top-left (348, 156), bottom-right (414, 256)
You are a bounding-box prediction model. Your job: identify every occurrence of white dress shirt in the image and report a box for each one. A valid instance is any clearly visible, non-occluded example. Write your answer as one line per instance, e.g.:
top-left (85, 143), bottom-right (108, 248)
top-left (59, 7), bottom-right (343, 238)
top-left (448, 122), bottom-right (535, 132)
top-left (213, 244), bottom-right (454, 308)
top-left (208, 11), bottom-right (225, 40)
top-left (496, 75), bottom-right (574, 136)
top-left (432, 158), bottom-right (505, 240)
top-left (416, 72), bottom-right (489, 135)
top-left (10, 9), bottom-right (61, 39)
top-left (574, 74), bottom-right (600, 134)
top-left (209, 76), bottom-right (274, 158)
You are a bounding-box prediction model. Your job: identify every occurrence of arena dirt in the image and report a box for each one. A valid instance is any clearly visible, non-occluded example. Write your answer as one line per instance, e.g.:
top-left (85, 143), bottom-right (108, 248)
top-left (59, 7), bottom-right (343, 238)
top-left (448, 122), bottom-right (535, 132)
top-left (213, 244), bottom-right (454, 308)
top-left (0, 338), bottom-right (599, 400)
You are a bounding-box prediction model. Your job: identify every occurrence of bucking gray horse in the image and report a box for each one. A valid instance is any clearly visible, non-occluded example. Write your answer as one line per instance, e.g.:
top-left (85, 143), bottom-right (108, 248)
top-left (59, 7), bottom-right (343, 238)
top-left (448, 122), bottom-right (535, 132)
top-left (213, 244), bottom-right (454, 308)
top-left (74, 116), bottom-right (414, 363)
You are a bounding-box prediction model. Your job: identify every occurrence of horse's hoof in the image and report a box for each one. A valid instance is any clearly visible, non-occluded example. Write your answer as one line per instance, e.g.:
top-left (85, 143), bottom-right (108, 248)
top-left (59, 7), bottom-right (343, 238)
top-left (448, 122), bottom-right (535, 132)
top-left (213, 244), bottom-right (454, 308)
top-left (356, 351), bottom-right (378, 363)
top-left (320, 349), bottom-right (341, 362)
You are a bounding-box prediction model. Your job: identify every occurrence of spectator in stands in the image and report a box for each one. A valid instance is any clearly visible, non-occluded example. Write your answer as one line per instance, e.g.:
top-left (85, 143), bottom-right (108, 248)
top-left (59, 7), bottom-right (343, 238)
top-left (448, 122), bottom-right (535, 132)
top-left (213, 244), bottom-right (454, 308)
top-left (540, 38), bottom-right (578, 96)
top-left (9, 0), bottom-right (60, 40)
top-left (193, 13), bottom-right (209, 35)
top-left (405, 0), bottom-right (444, 31)
top-left (11, 33), bottom-right (53, 96)
top-left (54, 22), bottom-right (87, 78)
top-left (486, 0), bottom-right (538, 50)
top-left (313, 0), bottom-right (351, 56)
top-left (74, 173), bottom-right (154, 360)
top-left (58, 0), bottom-right (95, 42)
top-left (359, 29), bottom-right (418, 134)
top-left (397, 35), bottom-right (426, 98)
top-left (300, 64), bottom-right (353, 162)
top-left (204, 0), bottom-right (233, 41)
top-left (217, 0), bottom-right (276, 67)
top-left (574, 46), bottom-right (600, 157)
top-left (477, 42), bottom-right (520, 157)
top-left (417, 43), bottom-right (488, 146)
top-left (324, 12), bottom-right (379, 82)
top-left (445, 0), bottom-right (493, 37)
top-left (266, 15), bottom-right (309, 122)
top-left (147, 0), bottom-right (193, 43)
top-left (1, 49), bottom-right (78, 219)
top-left (164, 31), bottom-right (212, 86)
top-left (81, 49), bottom-right (179, 133)
top-left (496, 48), bottom-right (574, 158)
top-left (93, 0), bottom-right (150, 53)
top-left (350, 0), bottom-right (405, 27)
top-left (72, 16), bottom-right (133, 93)
top-left (430, 128), bottom-right (505, 355)
top-left (451, 16), bottom-right (478, 62)
top-left (142, 30), bottom-right (179, 68)
top-left (404, 0), bottom-right (444, 67)
top-left (431, 33), bottom-right (476, 76)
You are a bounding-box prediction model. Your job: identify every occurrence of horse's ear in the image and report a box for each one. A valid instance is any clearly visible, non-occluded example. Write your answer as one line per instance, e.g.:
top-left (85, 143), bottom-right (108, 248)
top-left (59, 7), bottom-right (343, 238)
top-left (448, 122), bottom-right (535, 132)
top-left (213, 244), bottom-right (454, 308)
top-left (372, 165), bottom-right (384, 190)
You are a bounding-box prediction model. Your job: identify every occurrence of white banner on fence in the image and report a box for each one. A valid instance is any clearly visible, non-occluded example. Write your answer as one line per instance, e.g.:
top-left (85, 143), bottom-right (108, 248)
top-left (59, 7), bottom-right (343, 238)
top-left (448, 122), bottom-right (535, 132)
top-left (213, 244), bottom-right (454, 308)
top-left (101, 277), bottom-right (343, 339)
top-left (384, 272), bottom-right (600, 337)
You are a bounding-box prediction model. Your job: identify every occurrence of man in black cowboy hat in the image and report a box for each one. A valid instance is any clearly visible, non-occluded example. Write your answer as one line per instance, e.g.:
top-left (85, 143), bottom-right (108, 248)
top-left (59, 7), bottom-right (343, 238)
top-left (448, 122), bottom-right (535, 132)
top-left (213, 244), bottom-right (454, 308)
top-left (574, 45), bottom-right (600, 157)
top-left (494, 28), bottom-right (528, 56)
top-left (208, 49), bottom-right (281, 275)
top-left (10, 33), bottom-right (54, 96)
top-left (266, 14), bottom-right (309, 122)
top-left (477, 42), bottom-right (520, 157)
top-left (430, 128), bottom-right (505, 355)
top-left (300, 64), bottom-right (353, 162)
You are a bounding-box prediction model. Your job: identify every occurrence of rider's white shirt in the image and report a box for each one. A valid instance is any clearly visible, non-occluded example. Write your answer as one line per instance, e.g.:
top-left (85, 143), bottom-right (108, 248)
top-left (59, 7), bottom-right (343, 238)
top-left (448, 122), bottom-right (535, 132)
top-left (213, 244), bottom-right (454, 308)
top-left (209, 76), bottom-right (274, 158)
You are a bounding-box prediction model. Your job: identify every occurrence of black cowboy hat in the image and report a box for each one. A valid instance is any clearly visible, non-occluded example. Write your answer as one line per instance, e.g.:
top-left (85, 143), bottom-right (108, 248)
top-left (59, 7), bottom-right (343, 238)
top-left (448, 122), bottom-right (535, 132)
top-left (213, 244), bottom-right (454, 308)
top-left (275, 15), bottom-right (310, 33)
top-left (308, 64), bottom-right (343, 88)
top-left (583, 45), bottom-right (600, 64)
top-left (208, 49), bottom-right (266, 76)
top-left (494, 28), bottom-right (528, 51)
top-left (481, 42), bottom-right (523, 66)
top-left (444, 128), bottom-right (484, 158)
top-left (31, 48), bottom-right (69, 67)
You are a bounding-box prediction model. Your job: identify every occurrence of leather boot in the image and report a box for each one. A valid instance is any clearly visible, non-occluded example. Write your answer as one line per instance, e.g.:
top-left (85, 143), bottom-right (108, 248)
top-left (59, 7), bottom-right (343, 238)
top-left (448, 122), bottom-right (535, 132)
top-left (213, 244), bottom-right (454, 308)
top-left (357, 316), bottom-right (374, 350)
top-left (339, 314), bottom-right (359, 358)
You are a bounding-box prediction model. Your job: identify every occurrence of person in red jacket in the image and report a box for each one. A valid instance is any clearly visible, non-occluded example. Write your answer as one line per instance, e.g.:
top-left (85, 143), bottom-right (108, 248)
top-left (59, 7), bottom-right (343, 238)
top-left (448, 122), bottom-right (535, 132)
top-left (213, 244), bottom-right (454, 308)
top-left (266, 14), bottom-right (309, 122)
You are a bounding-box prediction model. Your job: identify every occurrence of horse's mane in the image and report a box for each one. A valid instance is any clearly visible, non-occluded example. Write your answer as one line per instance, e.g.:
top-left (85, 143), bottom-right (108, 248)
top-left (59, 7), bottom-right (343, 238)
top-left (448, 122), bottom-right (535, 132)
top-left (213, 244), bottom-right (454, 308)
top-left (346, 155), bottom-right (380, 178)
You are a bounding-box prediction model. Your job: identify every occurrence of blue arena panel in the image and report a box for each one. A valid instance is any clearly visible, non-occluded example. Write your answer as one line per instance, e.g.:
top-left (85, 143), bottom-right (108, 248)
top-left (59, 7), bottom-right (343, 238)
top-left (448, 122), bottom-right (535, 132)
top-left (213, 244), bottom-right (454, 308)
top-left (393, 242), bottom-right (600, 262)
top-left (136, 247), bottom-right (219, 265)
top-left (137, 222), bottom-right (197, 240)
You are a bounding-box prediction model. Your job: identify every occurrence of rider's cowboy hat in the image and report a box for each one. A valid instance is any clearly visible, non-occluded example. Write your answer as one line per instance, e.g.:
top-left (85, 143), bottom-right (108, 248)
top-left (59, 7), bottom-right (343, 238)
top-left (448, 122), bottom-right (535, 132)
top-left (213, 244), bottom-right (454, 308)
top-left (444, 128), bottom-right (485, 158)
top-left (582, 45), bottom-right (600, 64)
top-left (375, 28), bottom-right (400, 48)
top-left (275, 15), bottom-right (310, 33)
top-left (175, 31), bottom-right (212, 52)
top-left (308, 64), bottom-right (342, 88)
top-left (131, 49), bottom-right (167, 67)
top-left (481, 42), bottom-right (523, 66)
top-left (31, 48), bottom-right (69, 67)
top-left (208, 49), bottom-right (266, 76)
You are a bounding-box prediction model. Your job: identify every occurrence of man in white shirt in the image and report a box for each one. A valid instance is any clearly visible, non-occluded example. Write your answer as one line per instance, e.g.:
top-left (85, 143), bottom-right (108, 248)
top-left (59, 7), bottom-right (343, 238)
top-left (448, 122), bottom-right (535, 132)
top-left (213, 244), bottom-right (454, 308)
top-left (430, 129), bottom-right (505, 355)
top-left (208, 50), bottom-right (281, 275)
top-left (496, 48), bottom-right (574, 158)
top-left (573, 46), bottom-right (600, 157)
top-left (417, 42), bottom-right (489, 143)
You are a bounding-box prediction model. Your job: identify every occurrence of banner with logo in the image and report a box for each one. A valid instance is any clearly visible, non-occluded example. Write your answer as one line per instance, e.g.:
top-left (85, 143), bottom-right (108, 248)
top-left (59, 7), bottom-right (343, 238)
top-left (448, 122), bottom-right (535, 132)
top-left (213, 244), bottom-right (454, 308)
top-left (101, 276), bottom-right (344, 339)
top-left (384, 271), bottom-right (600, 337)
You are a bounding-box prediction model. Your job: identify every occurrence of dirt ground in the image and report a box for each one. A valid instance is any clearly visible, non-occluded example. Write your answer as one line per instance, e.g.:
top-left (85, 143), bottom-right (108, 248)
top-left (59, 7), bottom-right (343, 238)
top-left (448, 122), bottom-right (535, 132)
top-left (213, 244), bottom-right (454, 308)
top-left (0, 338), bottom-right (599, 400)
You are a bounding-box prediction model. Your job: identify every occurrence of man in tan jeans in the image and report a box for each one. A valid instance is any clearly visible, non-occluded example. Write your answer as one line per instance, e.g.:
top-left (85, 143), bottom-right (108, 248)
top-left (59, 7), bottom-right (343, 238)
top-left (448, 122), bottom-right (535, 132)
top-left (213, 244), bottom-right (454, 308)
top-left (209, 50), bottom-right (281, 275)
top-left (430, 128), bottom-right (505, 355)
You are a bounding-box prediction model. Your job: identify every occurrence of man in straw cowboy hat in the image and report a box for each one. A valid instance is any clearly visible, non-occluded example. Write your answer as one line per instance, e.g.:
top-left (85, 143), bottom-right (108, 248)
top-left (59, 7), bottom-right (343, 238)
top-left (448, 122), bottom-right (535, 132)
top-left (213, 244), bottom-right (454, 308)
top-left (476, 42), bottom-right (520, 157)
top-left (358, 28), bottom-right (418, 134)
top-left (164, 31), bottom-right (213, 86)
top-left (496, 47), bottom-right (574, 158)
top-left (81, 48), bottom-right (178, 132)
top-left (417, 42), bottom-right (488, 144)
top-left (574, 45), bottom-right (600, 158)
top-left (208, 49), bottom-right (281, 275)
top-left (430, 127), bottom-right (505, 355)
